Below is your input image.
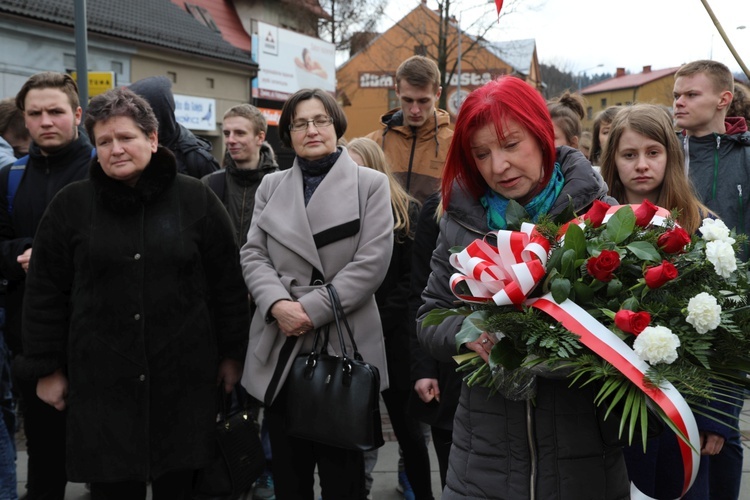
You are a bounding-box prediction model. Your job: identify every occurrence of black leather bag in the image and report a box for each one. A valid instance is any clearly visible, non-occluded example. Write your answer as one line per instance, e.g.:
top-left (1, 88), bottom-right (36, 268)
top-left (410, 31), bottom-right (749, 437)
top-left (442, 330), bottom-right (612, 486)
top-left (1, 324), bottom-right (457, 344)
top-left (193, 387), bottom-right (265, 499)
top-left (285, 284), bottom-right (385, 451)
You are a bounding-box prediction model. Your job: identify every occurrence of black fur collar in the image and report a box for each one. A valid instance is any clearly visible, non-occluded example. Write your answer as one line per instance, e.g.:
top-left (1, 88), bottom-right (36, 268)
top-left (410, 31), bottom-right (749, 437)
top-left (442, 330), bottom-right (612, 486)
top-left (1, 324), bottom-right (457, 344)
top-left (90, 146), bottom-right (177, 214)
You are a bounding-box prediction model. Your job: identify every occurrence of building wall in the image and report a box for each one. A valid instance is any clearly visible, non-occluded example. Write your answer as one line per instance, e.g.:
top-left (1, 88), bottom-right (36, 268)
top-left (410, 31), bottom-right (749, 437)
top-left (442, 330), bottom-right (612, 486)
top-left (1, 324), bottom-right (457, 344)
top-left (337, 5), bottom-right (520, 140)
top-left (0, 20), bottom-right (133, 99)
top-left (582, 75), bottom-right (676, 130)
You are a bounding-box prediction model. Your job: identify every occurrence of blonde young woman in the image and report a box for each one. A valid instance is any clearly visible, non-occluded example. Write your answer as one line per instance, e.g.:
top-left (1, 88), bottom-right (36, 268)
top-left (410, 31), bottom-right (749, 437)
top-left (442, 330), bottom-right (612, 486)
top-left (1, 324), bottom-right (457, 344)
top-left (347, 137), bottom-right (433, 499)
top-left (600, 104), bottom-right (726, 499)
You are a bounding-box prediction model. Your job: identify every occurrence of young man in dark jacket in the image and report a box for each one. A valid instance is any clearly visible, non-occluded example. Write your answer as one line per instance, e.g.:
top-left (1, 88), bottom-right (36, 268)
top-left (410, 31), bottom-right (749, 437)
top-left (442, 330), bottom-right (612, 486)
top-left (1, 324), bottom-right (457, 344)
top-left (0, 71), bottom-right (93, 500)
top-left (673, 59), bottom-right (750, 500)
top-left (202, 104), bottom-right (278, 246)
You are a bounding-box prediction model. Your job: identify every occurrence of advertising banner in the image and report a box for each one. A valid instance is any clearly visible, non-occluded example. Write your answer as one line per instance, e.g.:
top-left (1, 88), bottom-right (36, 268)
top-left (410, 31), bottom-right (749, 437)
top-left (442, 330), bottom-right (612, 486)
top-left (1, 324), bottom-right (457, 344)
top-left (255, 21), bottom-right (336, 100)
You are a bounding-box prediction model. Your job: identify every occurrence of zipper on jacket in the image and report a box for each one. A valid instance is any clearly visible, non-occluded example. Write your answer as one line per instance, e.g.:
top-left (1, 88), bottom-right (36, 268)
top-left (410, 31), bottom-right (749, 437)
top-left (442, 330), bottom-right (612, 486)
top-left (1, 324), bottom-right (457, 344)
top-left (526, 400), bottom-right (537, 500)
top-left (405, 129), bottom-right (418, 195)
top-left (711, 135), bottom-right (720, 200)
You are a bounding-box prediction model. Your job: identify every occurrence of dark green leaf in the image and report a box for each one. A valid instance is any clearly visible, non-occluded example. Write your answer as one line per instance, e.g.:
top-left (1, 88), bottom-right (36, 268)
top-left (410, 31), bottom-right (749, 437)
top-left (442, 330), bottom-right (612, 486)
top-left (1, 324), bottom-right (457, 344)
top-left (551, 278), bottom-right (571, 304)
top-left (454, 310), bottom-right (489, 347)
top-left (605, 206), bottom-right (636, 243)
top-left (626, 241), bottom-right (661, 262)
top-left (561, 249), bottom-right (577, 279)
top-left (505, 200), bottom-right (529, 230)
top-left (572, 280), bottom-right (594, 304)
top-left (422, 307), bottom-right (469, 327)
top-left (563, 223), bottom-right (587, 260)
top-left (606, 279), bottom-right (623, 297)
top-left (489, 337), bottom-right (525, 371)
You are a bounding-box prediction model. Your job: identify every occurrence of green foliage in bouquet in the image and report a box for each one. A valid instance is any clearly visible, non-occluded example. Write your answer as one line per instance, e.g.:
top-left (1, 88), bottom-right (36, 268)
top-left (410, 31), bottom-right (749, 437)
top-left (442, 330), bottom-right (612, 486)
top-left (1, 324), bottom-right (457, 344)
top-left (424, 199), bottom-right (750, 448)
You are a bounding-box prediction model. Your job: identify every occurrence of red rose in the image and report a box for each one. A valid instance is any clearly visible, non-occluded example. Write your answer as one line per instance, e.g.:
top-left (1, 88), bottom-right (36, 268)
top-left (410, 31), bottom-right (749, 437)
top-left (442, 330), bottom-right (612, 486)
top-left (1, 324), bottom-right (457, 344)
top-left (634, 199), bottom-right (659, 227)
top-left (643, 260), bottom-right (678, 288)
top-left (583, 199), bottom-right (611, 228)
top-left (657, 227), bottom-right (691, 254)
top-left (614, 309), bottom-right (651, 335)
top-left (586, 250), bottom-right (621, 282)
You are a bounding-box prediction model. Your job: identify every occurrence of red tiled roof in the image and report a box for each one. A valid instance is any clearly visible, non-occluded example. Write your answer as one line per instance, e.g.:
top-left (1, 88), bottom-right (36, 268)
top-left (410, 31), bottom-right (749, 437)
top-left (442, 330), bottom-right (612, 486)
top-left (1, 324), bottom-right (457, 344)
top-left (170, 0), bottom-right (251, 52)
top-left (582, 66), bottom-right (681, 94)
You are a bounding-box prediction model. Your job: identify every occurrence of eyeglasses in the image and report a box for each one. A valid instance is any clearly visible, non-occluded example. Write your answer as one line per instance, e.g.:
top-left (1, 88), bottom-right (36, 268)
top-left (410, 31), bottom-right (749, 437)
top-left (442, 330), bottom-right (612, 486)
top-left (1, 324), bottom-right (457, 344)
top-left (289, 115), bottom-right (334, 132)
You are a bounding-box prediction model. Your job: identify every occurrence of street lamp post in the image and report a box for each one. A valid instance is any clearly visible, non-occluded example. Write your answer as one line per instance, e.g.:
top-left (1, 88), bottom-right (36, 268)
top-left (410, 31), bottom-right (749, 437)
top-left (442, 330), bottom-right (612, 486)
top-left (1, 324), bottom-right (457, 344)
top-left (578, 64), bottom-right (604, 94)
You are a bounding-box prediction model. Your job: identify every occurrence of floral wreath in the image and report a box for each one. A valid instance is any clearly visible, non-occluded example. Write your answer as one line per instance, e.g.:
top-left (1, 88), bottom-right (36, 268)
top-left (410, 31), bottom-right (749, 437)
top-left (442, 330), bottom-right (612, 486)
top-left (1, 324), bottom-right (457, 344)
top-left (425, 199), bottom-right (750, 499)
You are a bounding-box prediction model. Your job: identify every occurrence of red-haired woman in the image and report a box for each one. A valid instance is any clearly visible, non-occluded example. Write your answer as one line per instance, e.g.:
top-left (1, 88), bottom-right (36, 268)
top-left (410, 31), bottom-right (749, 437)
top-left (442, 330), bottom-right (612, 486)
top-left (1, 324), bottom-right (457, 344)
top-left (416, 76), bottom-right (629, 499)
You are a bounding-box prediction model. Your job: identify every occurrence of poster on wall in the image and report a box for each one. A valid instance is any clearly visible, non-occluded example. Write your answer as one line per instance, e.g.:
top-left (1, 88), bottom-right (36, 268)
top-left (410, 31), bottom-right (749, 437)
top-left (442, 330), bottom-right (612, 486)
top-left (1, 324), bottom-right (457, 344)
top-left (173, 94), bottom-right (216, 131)
top-left (254, 21), bottom-right (336, 101)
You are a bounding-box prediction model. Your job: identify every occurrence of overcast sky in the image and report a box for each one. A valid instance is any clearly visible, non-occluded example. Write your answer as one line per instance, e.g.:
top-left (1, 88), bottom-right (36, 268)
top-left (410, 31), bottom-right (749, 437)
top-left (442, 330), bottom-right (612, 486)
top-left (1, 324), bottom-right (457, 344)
top-left (379, 0), bottom-right (749, 78)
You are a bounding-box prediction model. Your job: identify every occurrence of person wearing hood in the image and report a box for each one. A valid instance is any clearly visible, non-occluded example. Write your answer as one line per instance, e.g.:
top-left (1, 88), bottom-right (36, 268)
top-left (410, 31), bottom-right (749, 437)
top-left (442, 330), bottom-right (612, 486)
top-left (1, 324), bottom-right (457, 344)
top-left (366, 55), bottom-right (453, 204)
top-left (417, 76), bottom-right (629, 499)
top-left (129, 76), bottom-right (219, 179)
top-left (673, 59), bottom-right (750, 500)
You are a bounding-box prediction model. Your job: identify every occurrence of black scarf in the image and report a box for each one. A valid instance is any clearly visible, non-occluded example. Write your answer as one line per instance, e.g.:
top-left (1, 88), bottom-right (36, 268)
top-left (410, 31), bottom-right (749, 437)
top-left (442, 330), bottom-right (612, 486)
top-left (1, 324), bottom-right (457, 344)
top-left (297, 148), bottom-right (342, 205)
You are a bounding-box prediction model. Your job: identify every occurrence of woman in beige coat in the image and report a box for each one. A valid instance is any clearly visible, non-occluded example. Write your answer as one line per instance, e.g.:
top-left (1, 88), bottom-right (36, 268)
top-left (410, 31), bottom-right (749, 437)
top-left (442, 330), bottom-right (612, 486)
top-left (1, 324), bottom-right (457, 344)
top-left (239, 88), bottom-right (393, 499)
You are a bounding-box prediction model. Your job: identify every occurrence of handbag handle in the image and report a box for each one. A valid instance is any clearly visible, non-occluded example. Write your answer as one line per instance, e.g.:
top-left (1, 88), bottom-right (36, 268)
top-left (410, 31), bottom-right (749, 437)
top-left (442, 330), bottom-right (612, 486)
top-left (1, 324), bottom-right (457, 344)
top-left (325, 283), bottom-right (363, 362)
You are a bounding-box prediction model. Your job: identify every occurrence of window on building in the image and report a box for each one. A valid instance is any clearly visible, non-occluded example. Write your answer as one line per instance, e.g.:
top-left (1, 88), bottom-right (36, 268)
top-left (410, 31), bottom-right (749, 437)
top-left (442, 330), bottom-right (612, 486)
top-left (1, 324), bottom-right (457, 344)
top-left (600, 98), bottom-right (607, 108)
top-left (167, 71), bottom-right (177, 83)
top-left (185, 3), bottom-right (220, 33)
top-left (206, 77), bottom-right (215, 89)
top-left (388, 89), bottom-right (399, 110)
top-left (111, 61), bottom-right (123, 75)
top-left (413, 45), bottom-right (427, 56)
top-left (587, 106), bottom-right (593, 120)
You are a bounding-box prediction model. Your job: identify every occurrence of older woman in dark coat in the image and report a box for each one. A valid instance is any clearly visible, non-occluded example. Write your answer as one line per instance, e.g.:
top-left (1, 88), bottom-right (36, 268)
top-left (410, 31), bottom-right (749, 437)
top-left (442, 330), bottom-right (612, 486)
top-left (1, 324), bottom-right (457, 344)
top-left (18, 87), bottom-right (248, 499)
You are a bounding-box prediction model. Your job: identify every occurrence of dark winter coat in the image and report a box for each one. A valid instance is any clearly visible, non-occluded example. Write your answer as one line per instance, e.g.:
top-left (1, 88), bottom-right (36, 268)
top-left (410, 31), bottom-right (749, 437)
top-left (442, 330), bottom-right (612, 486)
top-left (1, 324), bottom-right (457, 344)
top-left (375, 201), bottom-right (420, 390)
top-left (201, 142), bottom-right (279, 246)
top-left (0, 133), bottom-right (92, 354)
top-left (682, 116), bottom-right (750, 260)
top-left (407, 192), bottom-right (462, 430)
top-left (18, 147), bottom-right (249, 482)
top-left (417, 147), bottom-right (628, 499)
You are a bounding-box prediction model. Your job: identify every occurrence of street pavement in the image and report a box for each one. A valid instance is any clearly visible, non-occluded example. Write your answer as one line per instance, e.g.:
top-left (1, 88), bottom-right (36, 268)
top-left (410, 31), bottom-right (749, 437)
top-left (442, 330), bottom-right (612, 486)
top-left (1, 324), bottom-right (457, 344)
top-left (13, 398), bottom-right (750, 499)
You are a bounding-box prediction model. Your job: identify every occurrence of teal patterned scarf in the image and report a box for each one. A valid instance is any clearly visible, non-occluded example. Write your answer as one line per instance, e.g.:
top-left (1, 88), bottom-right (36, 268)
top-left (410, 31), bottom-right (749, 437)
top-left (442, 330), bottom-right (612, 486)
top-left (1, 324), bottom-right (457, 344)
top-left (481, 164), bottom-right (565, 230)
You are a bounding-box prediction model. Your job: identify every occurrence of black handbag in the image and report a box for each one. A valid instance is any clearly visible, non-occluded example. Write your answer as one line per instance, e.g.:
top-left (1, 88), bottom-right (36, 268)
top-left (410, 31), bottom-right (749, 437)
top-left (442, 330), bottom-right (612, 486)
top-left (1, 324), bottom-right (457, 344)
top-left (285, 283), bottom-right (385, 451)
top-left (193, 387), bottom-right (265, 499)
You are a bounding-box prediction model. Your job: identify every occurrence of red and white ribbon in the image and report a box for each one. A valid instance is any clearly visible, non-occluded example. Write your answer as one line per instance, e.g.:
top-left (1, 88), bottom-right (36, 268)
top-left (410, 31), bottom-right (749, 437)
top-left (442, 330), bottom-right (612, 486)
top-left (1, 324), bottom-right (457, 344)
top-left (449, 222), bottom-right (550, 306)
top-left (530, 295), bottom-right (700, 499)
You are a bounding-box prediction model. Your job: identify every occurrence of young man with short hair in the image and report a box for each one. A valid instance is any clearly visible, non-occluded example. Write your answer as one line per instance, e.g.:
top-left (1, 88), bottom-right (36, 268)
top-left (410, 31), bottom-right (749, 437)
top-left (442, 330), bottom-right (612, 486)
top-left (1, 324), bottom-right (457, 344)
top-left (366, 55), bottom-right (453, 204)
top-left (1, 71), bottom-right (93, 500)
top-left (201, 104), bottom-right (278, 247)
top-left (672, 59), bottom-right (749, 500)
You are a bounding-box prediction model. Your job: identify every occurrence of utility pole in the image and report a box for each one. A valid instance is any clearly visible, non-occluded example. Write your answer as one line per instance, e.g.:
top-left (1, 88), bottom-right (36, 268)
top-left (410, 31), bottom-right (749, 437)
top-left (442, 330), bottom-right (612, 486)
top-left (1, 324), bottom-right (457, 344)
top-left (74, 0), bottom-right (89, 111)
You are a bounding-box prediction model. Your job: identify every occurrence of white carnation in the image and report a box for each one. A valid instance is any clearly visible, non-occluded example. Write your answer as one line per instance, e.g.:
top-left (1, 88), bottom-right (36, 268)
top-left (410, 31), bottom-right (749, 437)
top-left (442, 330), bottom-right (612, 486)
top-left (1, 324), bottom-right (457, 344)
top-left (633, 326), bottom-right (680, 365)
top-left (686, 292), bottom-right (722, 334)
top-left (699, 219), bottom-right (735, 244)
top-left (705, 240), bottom-right (737, 278)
